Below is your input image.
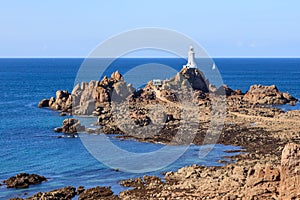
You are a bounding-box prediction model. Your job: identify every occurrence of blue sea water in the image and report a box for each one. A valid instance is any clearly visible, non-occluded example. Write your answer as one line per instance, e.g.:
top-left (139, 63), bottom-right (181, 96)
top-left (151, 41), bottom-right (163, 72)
top-left (0, 58), bottom-right (300, 199)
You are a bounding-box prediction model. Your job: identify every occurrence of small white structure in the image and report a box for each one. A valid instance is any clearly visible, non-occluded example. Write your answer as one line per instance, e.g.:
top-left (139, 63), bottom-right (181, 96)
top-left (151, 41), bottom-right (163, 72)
top-left (183, 46), bottom-right (197, 68)
top-left (212, 63), bottom-right (216, 70)
top-left (153, 79), bottom-right (163, 86)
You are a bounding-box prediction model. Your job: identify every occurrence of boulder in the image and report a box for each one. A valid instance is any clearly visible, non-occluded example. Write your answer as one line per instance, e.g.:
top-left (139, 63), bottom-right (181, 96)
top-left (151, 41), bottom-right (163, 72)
top-left (215, 85), bottom-right (243, 96)
top-left (244, 84), bottom-right (297, 105)
top-left (43, 90), bottom-right (72, 112)
top-left (3, 173), bottom-right (47, 188)
top-left (280, 143), bottom-right (300, 199)
top-left (111, 71), bottom-right (122, 82)
top-left (112, 81), bottom-right (133, 102)
top-left (95, 87), bottom-right (110, 103)
top-left (54, 118), bottom-right (84, 133)
top-left (26, 186), bottom-right (76, 200)
top-left (62, 118), bottom-right (84, 133)
top-left (78, 186), bottom-right (119, 200)
top-left (38, 99), bottom-right (49, 108)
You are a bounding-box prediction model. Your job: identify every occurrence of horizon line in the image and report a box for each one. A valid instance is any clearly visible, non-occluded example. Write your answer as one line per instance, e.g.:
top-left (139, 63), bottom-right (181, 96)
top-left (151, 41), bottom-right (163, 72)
top-left (1, 56), bottom-right (300, 59)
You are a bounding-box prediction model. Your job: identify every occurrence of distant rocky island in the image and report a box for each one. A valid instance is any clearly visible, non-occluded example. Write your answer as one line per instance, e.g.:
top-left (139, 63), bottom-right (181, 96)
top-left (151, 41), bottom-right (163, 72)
top-left (11, 49), bottom-right (299, 199)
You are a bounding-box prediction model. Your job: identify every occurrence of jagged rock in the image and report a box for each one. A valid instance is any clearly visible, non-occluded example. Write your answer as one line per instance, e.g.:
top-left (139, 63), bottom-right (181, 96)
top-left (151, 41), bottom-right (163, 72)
top-left (54, 118), bottom-right (84, 133)
top-left (215, 85), bottom-right (243, 96)
top-left (245, 164), bottom-right (280, 198)
top-left (120, 178), bottom-right (144, 188)
top-left (38, 99), bottom-right (49, 108)
top-left (72, 81), bottom-right (96, 115)
top-left (76, 186), bottom-right (85, 195)
top-left (161, 90), bottom-right (177, 102)
top-left (244, 84), bottom-right (297, 105)
top-left (94, 87), bottom-right (110, 104)
top-left (78, 186), bottom-right (119, 200)
top-left (111, 71), bottom-right (122, 82)
top-left (3, 173), bottom-right (47, 188)
top-left (180, 68), bottom-right (209, 92)
top-left (280, 143), bottom-right (300, 199)
top-left (46, 90), bottom-right (72, 112)
top-left (112, 81), bottom-right (133, 102)
top-left (100, 76), bottom-right (109, 86)
top-left (26, 186), bottom-right (76, 200)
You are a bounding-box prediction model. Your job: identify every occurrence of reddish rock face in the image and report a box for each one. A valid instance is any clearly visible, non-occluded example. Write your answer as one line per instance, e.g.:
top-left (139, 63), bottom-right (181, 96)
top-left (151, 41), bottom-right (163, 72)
top-left (244, 84), bottom-right (297, 105)
top-left (280, 143), bottom-right (300, 200)
top-left (180, 68), bottom-right (209, 92)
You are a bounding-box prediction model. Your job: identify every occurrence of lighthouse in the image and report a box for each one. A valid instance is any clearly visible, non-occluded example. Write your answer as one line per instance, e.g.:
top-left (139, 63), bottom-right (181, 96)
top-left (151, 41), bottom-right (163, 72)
top-left (183, 46), bottom-right (197, 69)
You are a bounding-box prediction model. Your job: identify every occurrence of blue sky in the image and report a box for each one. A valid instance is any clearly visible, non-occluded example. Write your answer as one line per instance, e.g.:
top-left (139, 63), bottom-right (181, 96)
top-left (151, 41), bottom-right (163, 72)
top-left (0, 1), bottom-right (299, 57)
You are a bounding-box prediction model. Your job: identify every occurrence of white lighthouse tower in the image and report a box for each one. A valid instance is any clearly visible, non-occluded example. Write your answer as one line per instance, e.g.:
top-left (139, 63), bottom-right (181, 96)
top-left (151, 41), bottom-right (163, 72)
top-left (183, 46), bottom-right (197, 68)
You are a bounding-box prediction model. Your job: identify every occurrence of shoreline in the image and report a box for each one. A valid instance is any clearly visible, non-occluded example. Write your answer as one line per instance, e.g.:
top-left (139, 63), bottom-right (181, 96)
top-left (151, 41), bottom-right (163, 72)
top-left (8, 67), bottom-right (300, 199)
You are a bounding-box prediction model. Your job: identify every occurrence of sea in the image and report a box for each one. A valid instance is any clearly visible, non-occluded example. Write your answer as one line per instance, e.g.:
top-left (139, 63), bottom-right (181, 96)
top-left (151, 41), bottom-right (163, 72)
top-left (0, 58), bottom-right (300, 199)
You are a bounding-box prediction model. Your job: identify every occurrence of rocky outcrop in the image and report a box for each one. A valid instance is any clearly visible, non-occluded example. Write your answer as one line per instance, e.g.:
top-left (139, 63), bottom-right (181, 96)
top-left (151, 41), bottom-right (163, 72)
top-left (244, 84), bottom-right (297, 105)
top-left (160, 68), bottom-right (209, 92)
top-left (25, 186), bottom-right (76, 200)
top-left (118, 143), bottom-right (300, 199)
top-left (180, 67), bottom-right (209, 92)
top-left (38, 99), bottom-right (50, 108)
top-left (38, 90), bottom-right (72, 112)
top-left (50, 90), bottom-right (72, 111)
top-left (78, 186), bottom-right (119, 200)
top-left (71, 71), bottom-right (134, 115)
top-left (3, 173), bottom-right (47, 188)
top-left (280, 143), bottom-right (300, 199)
top-left (40, 70), bottom-right (298, 151)
top-left (54, 118), bottom-right (84, 134)
top-left (119, 176), bottom-right (162, 199)
top-left (216, 85), bottom-right (243, 96)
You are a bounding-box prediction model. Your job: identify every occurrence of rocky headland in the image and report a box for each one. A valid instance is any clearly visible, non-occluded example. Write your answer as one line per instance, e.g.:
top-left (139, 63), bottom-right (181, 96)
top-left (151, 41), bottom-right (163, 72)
top-left (33, 67), bottom-right (300, 199)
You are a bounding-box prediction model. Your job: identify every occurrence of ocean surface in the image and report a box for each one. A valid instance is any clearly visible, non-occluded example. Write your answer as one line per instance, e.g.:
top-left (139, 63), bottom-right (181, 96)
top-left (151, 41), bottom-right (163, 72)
top-left (0, 58), bottom-right (300, 199)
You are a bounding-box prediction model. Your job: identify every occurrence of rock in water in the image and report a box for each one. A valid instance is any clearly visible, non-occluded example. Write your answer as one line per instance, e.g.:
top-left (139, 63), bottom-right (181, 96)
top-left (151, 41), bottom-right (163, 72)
top-left (3, 173), bottom-right (47, 188)
top-left (53, 118), bottom-right (84, 134)
top-left (280, 143), bottom-right (300, 199)
top-left (38, 99), bottom-right (49, 108)
top-left (48, 90), bottom-right (72, 111)
top-left (78, 186), bottom-right (119, 200)
top-left (26, 186), bottom-right (76, 200)
top-left (244, 84), bottom-right (297, 105)
top-left (61, 118), bottom-right (84, 133)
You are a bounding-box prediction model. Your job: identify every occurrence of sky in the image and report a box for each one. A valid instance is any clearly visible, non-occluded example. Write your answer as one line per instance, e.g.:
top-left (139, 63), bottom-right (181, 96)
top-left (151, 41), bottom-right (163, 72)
top-left (0, 0), bottom-right (300, 58)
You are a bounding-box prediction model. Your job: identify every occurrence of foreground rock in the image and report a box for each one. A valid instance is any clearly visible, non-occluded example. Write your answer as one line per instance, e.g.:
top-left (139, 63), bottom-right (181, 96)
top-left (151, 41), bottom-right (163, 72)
top-left (24, 186), bottom-right (76, 200)
top-left (119, 143), bottom-right (300, 199)
top-left (3, 173), bottom-right (47, 188)
top-left (280, 143), bottom-right (300, 199)
top-left (78, 186), bottom-right (119, 200)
